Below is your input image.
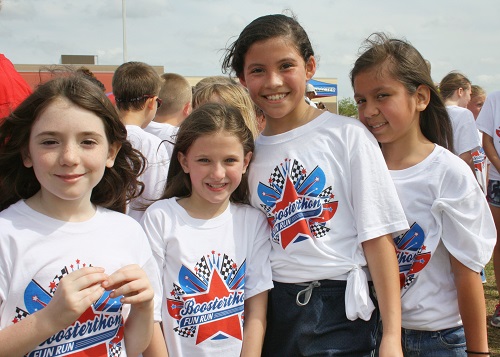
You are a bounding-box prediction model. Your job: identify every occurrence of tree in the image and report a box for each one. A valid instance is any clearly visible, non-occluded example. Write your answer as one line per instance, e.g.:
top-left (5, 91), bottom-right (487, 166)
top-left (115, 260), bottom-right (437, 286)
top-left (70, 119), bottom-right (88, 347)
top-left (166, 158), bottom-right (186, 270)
top-left (338, 97), bottom-right (358, 118)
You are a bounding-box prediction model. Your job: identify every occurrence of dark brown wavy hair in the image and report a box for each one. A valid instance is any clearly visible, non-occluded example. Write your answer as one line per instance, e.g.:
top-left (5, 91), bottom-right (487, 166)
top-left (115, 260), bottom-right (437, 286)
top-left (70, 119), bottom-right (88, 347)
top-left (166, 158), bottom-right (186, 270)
top-left (0, 74), bottom-right (145, 212)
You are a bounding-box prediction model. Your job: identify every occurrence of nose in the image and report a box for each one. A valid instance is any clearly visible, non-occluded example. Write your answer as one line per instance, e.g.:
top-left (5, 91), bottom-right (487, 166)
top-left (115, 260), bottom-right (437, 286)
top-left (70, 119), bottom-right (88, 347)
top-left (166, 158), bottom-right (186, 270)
top-left (210, 162), bottom-right (225, 180)
top-left (361, 100), bottom-right (379, 120)
top-left (59, 143), bottom-right (80, 166)
top-left (267, 70), bottom-right (283, 88)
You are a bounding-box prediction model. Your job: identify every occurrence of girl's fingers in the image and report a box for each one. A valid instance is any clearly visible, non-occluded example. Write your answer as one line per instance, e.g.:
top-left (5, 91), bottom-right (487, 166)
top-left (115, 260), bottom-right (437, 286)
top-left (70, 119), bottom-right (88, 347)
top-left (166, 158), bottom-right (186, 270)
top-left (110, 279), bottom-right (152, 298)
top-left (102, 264), bottom-right (143, 289)
top-left (57, 267), bottom-right (107, 293)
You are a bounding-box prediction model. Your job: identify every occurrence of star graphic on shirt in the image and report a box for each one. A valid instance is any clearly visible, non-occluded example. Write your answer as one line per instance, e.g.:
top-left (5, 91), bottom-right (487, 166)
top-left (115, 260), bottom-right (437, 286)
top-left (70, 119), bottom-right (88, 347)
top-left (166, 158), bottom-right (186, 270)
top-left (272, 177), bottom-right (313, 249)
top-left (184, 269), bottom-right (243, 344)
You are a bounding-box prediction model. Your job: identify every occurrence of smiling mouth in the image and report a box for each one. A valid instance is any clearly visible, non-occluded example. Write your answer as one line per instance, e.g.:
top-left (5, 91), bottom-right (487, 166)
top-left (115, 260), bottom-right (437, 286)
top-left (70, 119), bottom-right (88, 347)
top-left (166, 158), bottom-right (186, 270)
top-left (57, 174), bottom-right (84, 180)
top-left (370, 122), bottom-right (387, 129)
top-left (207, 183), bottom-right (227, 189)
top-left (265, 93), bottom-right (287, 101)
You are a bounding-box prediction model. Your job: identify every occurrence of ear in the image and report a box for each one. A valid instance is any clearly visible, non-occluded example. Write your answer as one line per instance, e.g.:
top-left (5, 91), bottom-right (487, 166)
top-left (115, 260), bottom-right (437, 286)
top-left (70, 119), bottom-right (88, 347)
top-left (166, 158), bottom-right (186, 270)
top-left (305, 56), bottom-right (317, 81)
top-left (146, 96), bottom-right (156, 111)
top-left (178, 151), bottom-right (189, 173)
top-left (242, 151), bottom-right (253, 174)
top-left (22, 149), bottom-right (33, 168)
top-left (106, 142), bottom-right (122, 168)
top-left (415, 84), bottom-right (431, 112)
top-left (183, 101), bottom-right (192, 116)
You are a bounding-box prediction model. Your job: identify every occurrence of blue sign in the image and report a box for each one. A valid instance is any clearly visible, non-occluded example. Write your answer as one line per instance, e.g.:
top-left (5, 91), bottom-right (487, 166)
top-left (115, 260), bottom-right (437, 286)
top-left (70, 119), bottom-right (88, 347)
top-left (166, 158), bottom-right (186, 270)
top-left (308, 79), bottom-right (337, 97)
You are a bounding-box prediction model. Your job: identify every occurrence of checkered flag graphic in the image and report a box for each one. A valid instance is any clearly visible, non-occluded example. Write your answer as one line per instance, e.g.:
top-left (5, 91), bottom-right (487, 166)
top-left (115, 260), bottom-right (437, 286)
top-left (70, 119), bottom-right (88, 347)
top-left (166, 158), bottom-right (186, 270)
top-left (289, 160), bottom-right (305, 185)
top-left (109, 343), bottom-right (122, 357)
top-left (269, 166), bottom-right (285, 191)
top-left (319, 186), bottom-right (333, 199)
top-left (310, 223), bottom-right (329, 238)
top-left (195, 256), bottom-right (211, 282)
top-left (13, 307), bottom-right (29, 323)
top-left (403, 275), bottom-right (414, 289)
top-left (220, 254), bottom-right (235, 280)
top-left (174, 326), bottom-right (196, 337)
top-left (50, 267), bottom-right (69, 294)
top-left (172, 283), bottom-right (185, 300)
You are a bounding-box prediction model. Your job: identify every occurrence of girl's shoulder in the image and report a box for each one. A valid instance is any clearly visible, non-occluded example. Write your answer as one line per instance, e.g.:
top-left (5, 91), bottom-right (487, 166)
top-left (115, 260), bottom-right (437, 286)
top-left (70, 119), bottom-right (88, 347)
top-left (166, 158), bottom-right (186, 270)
top-left (228, 202), bottom-right (269, 224)
top-left (144, 197), bottom-right (177, 214)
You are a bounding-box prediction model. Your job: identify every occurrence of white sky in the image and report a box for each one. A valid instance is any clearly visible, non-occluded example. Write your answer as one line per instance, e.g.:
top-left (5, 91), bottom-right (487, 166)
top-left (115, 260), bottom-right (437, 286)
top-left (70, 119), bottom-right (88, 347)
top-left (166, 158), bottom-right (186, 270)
top-left (1, 0), bottom-right (499, 99)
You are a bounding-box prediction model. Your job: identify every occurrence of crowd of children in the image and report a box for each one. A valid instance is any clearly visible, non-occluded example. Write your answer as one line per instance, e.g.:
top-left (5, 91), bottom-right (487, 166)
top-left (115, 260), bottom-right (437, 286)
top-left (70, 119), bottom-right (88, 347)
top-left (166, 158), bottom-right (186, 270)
top-left (0, 12), bottom-right (498, 357)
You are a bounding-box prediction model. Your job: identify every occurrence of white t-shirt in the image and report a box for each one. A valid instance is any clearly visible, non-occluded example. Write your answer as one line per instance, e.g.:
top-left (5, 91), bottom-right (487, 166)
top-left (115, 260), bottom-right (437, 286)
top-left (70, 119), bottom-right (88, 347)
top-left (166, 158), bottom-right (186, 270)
top-left (0, 201), bottom-right (162, 357)
top-left (477, 91), bottom-right (500, 180)
top-left (390, 145), bottom-right (495, 330)
top-left (446, 105), bottom-right (481, 155)
top-left (248, 111), bottom-right (408, 320)
top-left (141, 198), bottom-right (273, 357)
top-left (126, 125), bottom-right (170, 221)
top-left (144, 121), bottom-right (178, 157)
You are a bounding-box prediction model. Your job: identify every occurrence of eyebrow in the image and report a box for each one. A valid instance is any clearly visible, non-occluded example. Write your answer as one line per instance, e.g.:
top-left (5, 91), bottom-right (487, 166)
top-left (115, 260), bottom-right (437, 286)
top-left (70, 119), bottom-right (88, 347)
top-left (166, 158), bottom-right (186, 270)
top-left (33, 131), bottom-right (105, 138)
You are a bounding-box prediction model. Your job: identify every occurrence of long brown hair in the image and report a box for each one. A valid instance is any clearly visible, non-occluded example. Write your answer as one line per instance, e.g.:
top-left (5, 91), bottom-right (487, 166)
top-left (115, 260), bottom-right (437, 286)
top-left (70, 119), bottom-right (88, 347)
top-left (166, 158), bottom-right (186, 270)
top-left (163, 102), bottom-right (254, 204)
top-left (350, 32), bottom-right (453, 152)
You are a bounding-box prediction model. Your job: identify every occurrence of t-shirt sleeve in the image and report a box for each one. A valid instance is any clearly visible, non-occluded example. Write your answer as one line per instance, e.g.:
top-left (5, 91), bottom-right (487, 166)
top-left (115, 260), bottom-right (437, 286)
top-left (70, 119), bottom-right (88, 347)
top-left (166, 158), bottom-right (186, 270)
top-left (454, 110), bottom-right (481, 154)
top-left (431, 177), bottom-right (496, 272)
top-left (349, 125), bottom-right (409, 243)
top-left (244, 210), bottom-right (273, 299)
top-left (476, 95), bottom-right (497, 137)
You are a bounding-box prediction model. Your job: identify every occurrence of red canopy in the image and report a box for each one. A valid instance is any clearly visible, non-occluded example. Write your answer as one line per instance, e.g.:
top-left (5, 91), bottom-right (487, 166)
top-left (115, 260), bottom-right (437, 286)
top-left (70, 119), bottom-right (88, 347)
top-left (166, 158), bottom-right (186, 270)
top-left (0, 54), bottom-right (32, 119)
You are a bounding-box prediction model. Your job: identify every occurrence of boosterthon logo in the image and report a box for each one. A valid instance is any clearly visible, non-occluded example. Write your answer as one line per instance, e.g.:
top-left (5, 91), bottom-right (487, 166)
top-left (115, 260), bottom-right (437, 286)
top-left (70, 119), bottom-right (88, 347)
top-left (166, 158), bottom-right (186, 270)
top-left (257, 158), bottom-right (338, 249)
top-left (394, 223), bottom-right (431, 290)
top-left (167, 251), bottom-right (245, 345)
top-left (13, 259), bottom-right (124, 357)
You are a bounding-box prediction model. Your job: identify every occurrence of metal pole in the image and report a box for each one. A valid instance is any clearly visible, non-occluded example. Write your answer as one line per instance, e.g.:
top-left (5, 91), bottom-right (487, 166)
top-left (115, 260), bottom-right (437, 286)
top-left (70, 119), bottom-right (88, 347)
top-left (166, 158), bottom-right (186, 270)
top-left (122, 0), bottom-right (127, 63)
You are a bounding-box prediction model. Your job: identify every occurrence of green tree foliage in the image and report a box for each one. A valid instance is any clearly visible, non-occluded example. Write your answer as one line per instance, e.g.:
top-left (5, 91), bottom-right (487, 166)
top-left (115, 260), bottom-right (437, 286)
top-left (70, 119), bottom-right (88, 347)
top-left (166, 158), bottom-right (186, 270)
top-left (338, 97), bottom-right (358, 118)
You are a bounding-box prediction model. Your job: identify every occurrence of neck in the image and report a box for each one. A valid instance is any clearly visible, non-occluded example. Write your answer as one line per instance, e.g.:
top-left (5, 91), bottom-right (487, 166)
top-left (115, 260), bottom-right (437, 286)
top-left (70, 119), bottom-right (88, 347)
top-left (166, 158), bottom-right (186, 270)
top-left (381, 131), bottom-right (434, 170)
top-left (176, 197), bottom-right (229, 219)
top-left (444, 97), bottom-right (460, 107)
top-left (119, 110), bottom-right (150, 128)
top-left (25, 191), bottom-right (96, 222)
top-left (264, 104), bottom-right (322, 135)
top-left (153, 113), bottom-right (183, 126)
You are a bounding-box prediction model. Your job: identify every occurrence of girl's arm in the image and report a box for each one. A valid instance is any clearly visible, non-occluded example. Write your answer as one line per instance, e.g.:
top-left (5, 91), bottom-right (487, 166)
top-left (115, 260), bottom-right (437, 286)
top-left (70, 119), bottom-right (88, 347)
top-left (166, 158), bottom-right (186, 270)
top-left (142, 322), bottom-right (169, 357)
top-left (483, 133), bottom-right (500, 173)
top-left (240, 290), bottom-right (268, 357)
top-left (362, 234), bottom-right (403, 357)
top-left (458, 151), bottom-right (476, 176)
top-left (0, 267), bottom-right (107, 357)
top-left (103, 264), bottom-right (155, 357)
top-left (450, 255), bottom-right (489, 353)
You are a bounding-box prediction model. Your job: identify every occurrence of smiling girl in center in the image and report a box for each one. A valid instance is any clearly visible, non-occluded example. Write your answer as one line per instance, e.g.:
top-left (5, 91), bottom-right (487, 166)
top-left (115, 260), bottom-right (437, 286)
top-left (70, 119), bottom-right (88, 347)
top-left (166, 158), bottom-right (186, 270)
top-left (222, 14), bottom-right (409, 356)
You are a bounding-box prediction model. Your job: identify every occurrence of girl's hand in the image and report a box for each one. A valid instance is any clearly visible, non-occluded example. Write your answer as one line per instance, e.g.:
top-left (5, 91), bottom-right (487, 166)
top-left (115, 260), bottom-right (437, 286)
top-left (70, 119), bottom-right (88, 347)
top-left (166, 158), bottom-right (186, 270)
top-left (45, 267), bottom-right (107, 331)
top-left (102, 264), bottom-right (154, 308)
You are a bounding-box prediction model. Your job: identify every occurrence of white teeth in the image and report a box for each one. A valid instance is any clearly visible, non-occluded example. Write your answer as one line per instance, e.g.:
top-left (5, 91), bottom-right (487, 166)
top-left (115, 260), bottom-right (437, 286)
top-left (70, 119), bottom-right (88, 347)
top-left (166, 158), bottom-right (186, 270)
top-left (208, 183), bottom-right (226, 188)
top-left (371, 122), bottom-right (386, 129)
top-left (266, 94), bottom-right (286, 101)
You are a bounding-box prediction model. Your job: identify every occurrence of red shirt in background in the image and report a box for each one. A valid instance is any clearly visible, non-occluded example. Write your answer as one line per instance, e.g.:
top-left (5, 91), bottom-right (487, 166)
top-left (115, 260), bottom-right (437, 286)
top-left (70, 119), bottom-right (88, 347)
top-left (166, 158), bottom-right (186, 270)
top-left (0, 54), bottom-right (32, 119)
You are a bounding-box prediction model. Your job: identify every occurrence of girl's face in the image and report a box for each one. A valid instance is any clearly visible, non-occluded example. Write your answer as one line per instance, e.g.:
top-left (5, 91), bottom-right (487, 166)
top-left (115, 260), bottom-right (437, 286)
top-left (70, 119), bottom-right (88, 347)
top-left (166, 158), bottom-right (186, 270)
top-left (23, 98), bottom-right (120, 210)
top-left (178, 130), bottom-right (252, 216)
top-left (467, 94), bottom-right (486, 119)
top-left (354, 64), bottom-right (429, 146)
top-left (239, 37), bottom-right (316, 131)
